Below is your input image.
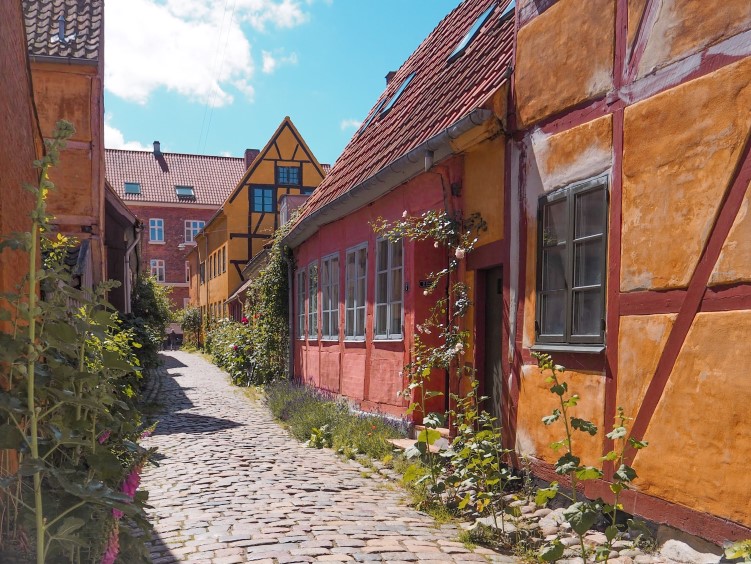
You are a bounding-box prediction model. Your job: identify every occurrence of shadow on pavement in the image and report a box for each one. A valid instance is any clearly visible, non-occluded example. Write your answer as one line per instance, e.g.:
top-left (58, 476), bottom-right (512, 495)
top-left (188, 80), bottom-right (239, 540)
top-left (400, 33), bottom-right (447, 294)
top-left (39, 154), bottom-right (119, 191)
top-left (159, 354), bottom-right (188, 369)
top-left (152, 412), bottom-right (244, 436)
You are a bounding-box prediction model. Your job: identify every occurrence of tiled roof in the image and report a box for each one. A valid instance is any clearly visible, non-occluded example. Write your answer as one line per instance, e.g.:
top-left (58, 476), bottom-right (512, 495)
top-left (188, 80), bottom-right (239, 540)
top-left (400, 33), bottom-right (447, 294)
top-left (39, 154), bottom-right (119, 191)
top-left (105, 149), bottom-right (247, 206)
top-left (290, 0), bottom-right (514, 233)
top-left (23, 0), bottom-right (103, 61)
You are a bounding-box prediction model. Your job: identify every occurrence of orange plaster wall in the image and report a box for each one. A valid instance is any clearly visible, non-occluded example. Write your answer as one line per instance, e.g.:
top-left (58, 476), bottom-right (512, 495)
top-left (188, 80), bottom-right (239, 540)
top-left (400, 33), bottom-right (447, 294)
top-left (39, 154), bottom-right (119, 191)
top-left (515, 0), bottom-right (614, 127)
top-left (637, 0), bottom-right (751, 77)
top-left (633, 310), bottom-right (751, 527)
top-left (31, 65), bottom-right (93, 142)
top-left (621, 57), bottom-right (751, 292)
top-left (46, 148), bottom-right (95, 217)
top-left (534, 114), bottom-right (613, 192)
top-left (463, 136), bottom-right (505, 247)
top-left (516, 365), bottom-right (606, 467)
top-left (710, 181), bottom-right (751, 286)
top-left (616, 314), bottom-right (676, 421)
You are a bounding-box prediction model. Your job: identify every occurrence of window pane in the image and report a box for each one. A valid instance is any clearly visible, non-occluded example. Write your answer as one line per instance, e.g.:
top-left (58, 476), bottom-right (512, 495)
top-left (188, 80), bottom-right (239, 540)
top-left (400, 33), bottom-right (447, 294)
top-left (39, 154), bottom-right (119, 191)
top-left (357, 276), bottom-right (365, 306)
top-left (346, 309), bottom-right (354, 336)
top-left (390, 303), bottom-right (402, 336)
top-left (377, 240), bottom-right (388, 271)
top-left (540, 291), bottom-right (565, 336)
top-left (331, 258), bottom-right (339, 285)
top-left (542, 247), bottom-right (566, 291)
top-left (332, 308), bottom-right (339, 334)
top-left (542, 200), bottom-right (566, 246)
top-left (574, 239), bottom-right (603, 287)
top-left (575, 190), bottom-right (606, 238)
top-left (391, 240), bottom-right (403, 267)
top-left (391, 267), bottom-right (402, 302)
top-left (357, 248), bottom-right (367, 278)
top-left (572, 290), bottom-right (602, 336)
top-left (356, 307), bottom-right (365, 336)
top-left (376, 304), bottom-right (387, 335)
top-left (376, 272), bottom-right (387, 304)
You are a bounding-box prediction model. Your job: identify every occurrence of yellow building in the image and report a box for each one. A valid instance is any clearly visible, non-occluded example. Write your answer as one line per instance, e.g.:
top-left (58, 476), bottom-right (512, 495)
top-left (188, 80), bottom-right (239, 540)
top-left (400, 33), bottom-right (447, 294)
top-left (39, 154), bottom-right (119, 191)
top-left (189, 117), bottom-right (326, 322)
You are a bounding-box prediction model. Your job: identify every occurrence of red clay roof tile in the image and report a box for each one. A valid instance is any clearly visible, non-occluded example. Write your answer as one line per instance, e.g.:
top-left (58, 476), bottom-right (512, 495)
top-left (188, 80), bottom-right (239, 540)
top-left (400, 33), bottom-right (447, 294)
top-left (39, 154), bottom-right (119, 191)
top-left (23, 0), bottom-right (103, 61)
top-left (105, 149), bottom-right (247, 207)
top-left (290, 0), bottom-right (514, 236)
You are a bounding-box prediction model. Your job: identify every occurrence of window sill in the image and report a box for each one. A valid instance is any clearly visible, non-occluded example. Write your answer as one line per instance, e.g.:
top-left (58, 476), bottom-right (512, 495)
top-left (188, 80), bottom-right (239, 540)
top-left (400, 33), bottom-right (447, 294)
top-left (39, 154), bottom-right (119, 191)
top-left (530, 344), bottom-right (605, 355)
top-left (344, 338), bottom-right (366, 343)
top-left (149, 241), bottom-right (165, 245)
top-left (373, 337), bottom-right (404, 343)
top-left (320, 338), bottom-right (339, 342)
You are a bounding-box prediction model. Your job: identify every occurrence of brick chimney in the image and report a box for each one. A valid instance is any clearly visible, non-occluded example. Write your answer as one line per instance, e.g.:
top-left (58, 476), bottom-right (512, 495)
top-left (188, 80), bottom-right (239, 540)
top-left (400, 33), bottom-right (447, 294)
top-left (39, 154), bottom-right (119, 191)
top-left (153, 141), bottom-right (162, 157)
top-left (244, 149), bottom-right (260, 169)
top-left (385, 71), bottom-right (397, 85)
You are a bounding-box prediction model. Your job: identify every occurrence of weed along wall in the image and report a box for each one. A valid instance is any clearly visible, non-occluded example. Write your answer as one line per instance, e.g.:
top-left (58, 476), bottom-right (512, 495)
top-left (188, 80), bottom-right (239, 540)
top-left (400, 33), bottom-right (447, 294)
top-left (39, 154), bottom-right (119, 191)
top-left (511, 0), bottom-right (751, 543)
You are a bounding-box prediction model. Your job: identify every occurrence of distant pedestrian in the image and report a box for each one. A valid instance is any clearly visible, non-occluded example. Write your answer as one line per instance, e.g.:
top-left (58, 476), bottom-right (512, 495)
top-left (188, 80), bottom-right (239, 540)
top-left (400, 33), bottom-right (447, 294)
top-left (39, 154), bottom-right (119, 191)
top-left (168, 329), bottom-right (176, 351)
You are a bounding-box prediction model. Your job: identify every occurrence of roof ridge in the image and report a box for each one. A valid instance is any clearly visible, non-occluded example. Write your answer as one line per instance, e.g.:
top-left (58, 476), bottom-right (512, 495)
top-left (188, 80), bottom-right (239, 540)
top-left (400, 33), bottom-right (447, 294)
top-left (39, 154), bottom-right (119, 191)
top-left (104, 148), bottom-right (245, 160)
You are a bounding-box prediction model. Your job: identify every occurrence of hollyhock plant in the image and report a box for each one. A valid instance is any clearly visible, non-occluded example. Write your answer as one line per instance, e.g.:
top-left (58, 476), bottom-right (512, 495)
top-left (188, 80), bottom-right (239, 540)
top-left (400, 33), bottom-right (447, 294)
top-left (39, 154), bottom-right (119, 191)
top-left (100, 526), bottom-right (120, 564)
top-left (241, 316), bottom-right (249, 325)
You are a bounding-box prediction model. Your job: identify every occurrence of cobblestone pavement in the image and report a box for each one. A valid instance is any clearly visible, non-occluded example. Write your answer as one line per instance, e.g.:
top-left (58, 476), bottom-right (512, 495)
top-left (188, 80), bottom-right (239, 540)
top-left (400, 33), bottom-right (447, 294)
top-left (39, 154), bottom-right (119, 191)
top-left (140, 351), bottom-right (517, 563)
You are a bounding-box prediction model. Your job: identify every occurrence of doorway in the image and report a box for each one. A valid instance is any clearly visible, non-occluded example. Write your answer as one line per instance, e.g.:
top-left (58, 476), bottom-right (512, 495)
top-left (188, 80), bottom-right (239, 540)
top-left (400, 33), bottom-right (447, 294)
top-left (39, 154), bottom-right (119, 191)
top-left (482, 266), bottom-right (503, 424)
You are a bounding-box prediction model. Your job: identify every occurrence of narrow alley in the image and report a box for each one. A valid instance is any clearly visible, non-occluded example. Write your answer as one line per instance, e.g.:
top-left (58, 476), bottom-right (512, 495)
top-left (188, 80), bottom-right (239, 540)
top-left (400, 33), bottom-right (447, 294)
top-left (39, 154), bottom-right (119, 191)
top-left (140, 352), bottom-right (515, 563)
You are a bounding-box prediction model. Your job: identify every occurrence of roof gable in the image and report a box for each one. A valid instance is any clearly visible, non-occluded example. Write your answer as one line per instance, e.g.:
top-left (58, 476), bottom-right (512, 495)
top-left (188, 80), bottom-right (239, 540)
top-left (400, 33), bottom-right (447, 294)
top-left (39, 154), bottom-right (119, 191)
top-left (290, 0), bottom-right (514, 236)
top-left (228, 117), bottom-right (325, 204)
top-left (23, 0), bottom-right (103, 62)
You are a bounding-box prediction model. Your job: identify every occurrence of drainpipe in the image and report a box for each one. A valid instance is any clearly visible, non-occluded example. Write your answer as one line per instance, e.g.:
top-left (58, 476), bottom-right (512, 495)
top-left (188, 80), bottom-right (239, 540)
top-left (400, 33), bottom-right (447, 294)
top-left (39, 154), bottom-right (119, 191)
top-left (284, 252), bottom-right (295, 380)
top-left (123, 226), bottom-right (141, 315)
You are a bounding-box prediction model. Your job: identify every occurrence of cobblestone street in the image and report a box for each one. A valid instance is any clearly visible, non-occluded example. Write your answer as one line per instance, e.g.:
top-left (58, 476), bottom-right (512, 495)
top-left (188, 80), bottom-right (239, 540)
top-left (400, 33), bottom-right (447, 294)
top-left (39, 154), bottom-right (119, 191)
top-left (140, 351), bottom-right (514, 563)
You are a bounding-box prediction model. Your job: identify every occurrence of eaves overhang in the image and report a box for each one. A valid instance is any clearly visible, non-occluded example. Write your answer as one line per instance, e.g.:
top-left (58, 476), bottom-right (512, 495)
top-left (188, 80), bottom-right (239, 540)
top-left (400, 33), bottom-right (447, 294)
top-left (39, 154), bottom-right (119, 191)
top-left (282, 108), bottom-right (494, 250)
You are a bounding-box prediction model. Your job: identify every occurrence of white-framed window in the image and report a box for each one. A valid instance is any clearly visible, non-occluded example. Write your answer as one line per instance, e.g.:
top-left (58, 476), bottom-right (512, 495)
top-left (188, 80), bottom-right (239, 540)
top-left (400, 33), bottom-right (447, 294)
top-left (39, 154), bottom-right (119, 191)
top-left (149, 218), bottom-right (164, 243)
top-left (308, 262), bottom-right (318, 339)
top-left (184, 220), bottom-right (205, 242)
top-left (150, 259), bottom-right (165, 282)
top-left (345, 243), bottom-right (367, 339)
top-left (185, 261), bottom-right (190, 283)
top-left (375, 238), bottom-right (403, 339)
top-left (222, 247), bottom-right (226, 273)
top-left (321, 253), bottom-right (340, 340)
top-left (297, 270), bottom-right (306, 339)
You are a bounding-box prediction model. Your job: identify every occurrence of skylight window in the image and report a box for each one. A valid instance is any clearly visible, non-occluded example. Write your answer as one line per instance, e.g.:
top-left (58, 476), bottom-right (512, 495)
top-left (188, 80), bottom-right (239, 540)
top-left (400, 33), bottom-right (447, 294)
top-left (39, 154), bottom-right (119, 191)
top-left (499, 0), bottom-right (515, 23)
top-left (175, 185), bottom-right (195, 198)
top-left (381, 72), bottom-right (416, 115)
top-left (124, 182), bottom-right (141, 195)
top-left (358, 98), bottom-right (388, 135)
top-left (448, 3), bottom-right (496, 63)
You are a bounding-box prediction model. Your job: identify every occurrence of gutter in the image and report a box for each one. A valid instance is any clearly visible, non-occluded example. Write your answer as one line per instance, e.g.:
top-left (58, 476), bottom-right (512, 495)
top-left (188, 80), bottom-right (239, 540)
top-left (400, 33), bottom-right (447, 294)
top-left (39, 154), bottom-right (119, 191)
top-left (282, 108), bottom-right (493, 249)
top-left (283, 253), bottom-right (295, 380)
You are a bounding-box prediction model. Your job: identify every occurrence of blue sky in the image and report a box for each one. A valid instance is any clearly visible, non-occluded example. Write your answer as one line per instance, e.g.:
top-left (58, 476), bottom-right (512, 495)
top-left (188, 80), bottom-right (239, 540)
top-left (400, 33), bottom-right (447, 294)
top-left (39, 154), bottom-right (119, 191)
top-left (104, 0), bottom-right (460, 166)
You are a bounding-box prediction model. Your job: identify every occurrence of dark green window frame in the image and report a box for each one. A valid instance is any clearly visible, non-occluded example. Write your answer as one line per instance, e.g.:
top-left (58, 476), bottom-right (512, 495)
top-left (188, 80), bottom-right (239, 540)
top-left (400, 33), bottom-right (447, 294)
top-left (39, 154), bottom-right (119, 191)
top-left (535, 176), bottom-right (608, 348)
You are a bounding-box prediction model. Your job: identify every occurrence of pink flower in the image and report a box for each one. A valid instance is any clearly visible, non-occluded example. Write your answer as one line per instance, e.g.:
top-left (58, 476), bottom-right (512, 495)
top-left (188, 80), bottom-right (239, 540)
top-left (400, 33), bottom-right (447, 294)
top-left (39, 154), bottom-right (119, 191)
top-left (97, 430), bottom-right (111, 444)
top-left (434, 241), bottom-right (439, 248)
top-left (241, 316), bottom-right (249, 325)
top-left (233, 344), bottom-right (239, 351)
top-left (402, 210), bottom-right (408, 218)
top-left (455, 247), bottom-right (466, 260)
top-left (100, 527), bottom-right (120, 564)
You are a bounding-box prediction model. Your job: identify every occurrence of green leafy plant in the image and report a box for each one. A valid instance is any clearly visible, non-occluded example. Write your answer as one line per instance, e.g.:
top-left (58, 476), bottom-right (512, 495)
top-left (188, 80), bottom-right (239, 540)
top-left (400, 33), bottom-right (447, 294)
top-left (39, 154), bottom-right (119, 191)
top-left (0, 121), bottom-right (154, 563)
top-left (178, 305), bottom-right (201, 349)
top-left (373, 210), bottom-right (487, 507)
top-left (725, 540), bottom-right (751, 562)
top-left (122, 274), bottom-right (173, 368)
top-left (595, 407), bottom-right (648, 562)
top-left (532, 352), bottom-right (602, 562)
top-left (304, 424), bottom-right (333, 449)
top-left (205, 319), bottom-right (255, 385)
top-left (448, 380), bottom-right (517, 533)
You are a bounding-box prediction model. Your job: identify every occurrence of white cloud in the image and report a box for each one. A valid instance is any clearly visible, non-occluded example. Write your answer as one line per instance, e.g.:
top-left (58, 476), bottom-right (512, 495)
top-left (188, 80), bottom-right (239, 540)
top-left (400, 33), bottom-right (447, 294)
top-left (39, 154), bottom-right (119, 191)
top-left (340, 119), bottom-right (362, 131)
top-left (261, 50), bottom-right (299, 74)
top-left (104, 117), bottom-right (151, 150)
top-left (105, 0), bottom-right (314, 106)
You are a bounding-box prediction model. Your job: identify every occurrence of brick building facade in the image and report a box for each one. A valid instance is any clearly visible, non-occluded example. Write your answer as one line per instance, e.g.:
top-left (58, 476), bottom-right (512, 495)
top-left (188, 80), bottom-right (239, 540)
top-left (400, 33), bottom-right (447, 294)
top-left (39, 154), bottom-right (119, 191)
top-left (106, 145), bottom-right (253, 309)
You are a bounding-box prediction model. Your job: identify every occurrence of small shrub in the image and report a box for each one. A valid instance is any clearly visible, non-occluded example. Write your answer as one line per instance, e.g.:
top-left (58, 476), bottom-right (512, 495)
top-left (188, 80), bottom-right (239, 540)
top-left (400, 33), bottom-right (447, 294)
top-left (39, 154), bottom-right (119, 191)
top-left (123, 274), bottom-right (173, 368)
top-left (179, 305), bottom-right (201, 348)
top-left (205, 319), bottom-right (255, 385)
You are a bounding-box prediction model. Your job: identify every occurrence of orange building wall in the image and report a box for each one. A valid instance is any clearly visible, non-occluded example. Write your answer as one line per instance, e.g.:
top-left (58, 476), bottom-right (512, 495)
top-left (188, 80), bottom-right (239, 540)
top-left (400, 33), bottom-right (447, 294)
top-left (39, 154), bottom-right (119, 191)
top-left (513, 0), bottom-right (751, 542)
top-left (30, 60), bottom-right (106, 285)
